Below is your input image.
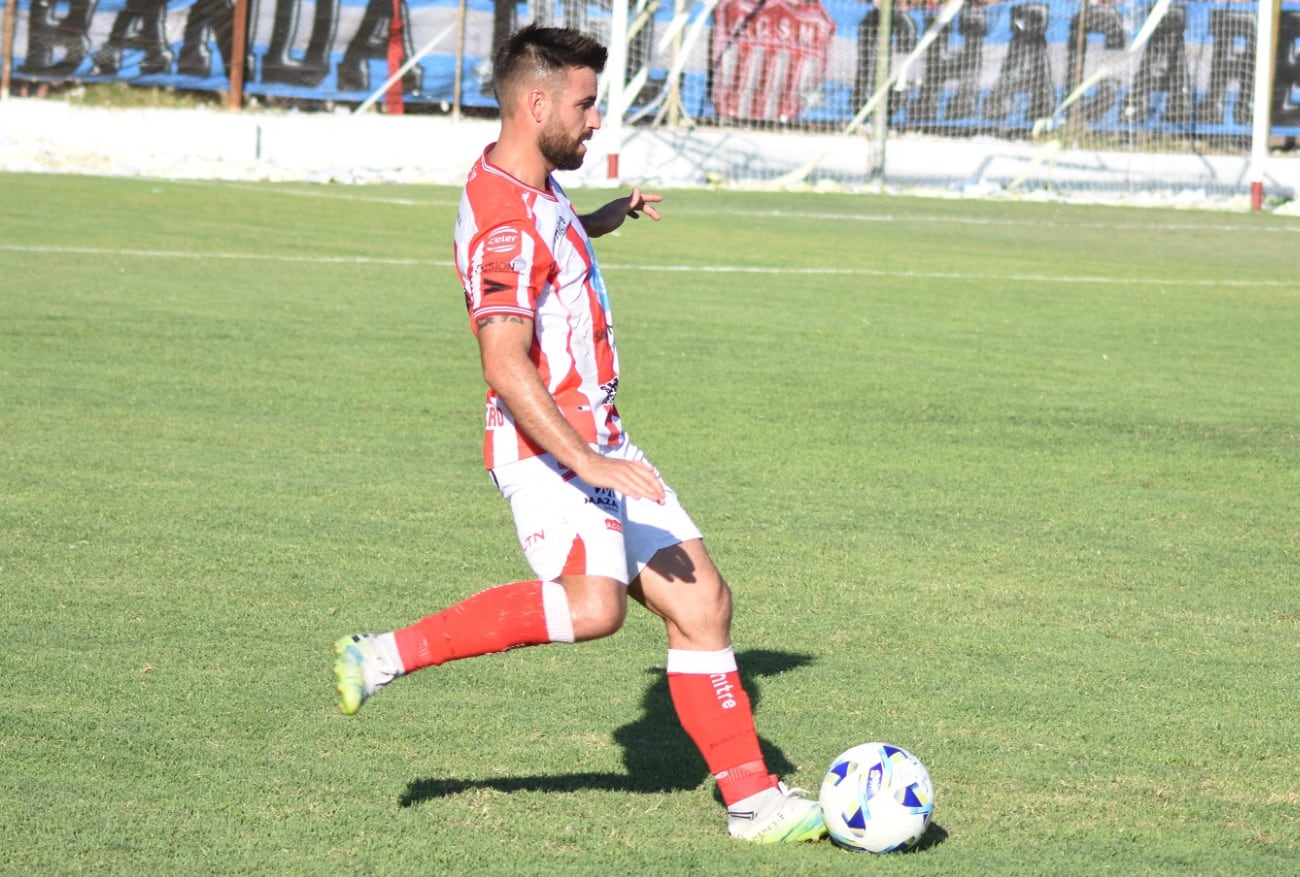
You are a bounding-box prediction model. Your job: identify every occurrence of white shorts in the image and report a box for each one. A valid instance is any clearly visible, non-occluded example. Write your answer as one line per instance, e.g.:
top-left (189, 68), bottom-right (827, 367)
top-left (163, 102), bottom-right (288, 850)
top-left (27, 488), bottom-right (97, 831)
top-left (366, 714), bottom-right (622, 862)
top-left (490, 438), bottom-right (703, 585)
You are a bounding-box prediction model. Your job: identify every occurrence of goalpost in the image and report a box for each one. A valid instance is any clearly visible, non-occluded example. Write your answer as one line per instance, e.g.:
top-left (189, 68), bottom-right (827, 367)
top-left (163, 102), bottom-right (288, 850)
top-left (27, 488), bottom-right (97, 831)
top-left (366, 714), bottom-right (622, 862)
top-left (1250, 0), bottom-right (1282, 209)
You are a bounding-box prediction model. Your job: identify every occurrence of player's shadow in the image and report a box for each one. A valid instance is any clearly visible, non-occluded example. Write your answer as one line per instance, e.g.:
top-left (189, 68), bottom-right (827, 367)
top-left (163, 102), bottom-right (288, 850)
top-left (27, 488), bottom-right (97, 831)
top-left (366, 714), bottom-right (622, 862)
top-left (399, 648), bottom-right (814, 807)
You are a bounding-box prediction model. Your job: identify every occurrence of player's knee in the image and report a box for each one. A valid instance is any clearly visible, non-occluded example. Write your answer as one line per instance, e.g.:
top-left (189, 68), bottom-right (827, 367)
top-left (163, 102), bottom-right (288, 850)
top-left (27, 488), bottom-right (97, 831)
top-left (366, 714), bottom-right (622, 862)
top-left (572, 599), bottom-right (626, 640)
top-left (564, 580), bottom-right (628, 641)
top-left (689, 581), bottom-right (733, 631)
top-left (663, 576), bottom-right (733, 643)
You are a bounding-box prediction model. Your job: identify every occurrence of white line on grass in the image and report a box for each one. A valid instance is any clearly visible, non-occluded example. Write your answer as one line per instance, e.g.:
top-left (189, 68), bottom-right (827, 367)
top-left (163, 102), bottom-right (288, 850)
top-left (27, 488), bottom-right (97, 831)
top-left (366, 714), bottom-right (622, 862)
top-left (2, 244), bottom-right (429, 265)
top-left (693, 208), bottom-right (1300, 235)
top-left (170, 179), bottom-right (454, 207)
top-left (158, 181), bottom-right (1300, 235)
top-left (1, 243), bottom-right (1293, 288)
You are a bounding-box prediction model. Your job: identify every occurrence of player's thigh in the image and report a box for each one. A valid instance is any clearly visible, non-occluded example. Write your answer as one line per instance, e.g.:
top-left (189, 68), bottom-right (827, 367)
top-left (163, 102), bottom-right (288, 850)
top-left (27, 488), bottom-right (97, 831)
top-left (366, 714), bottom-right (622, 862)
top-left (492, 457), bottom-right (631, 584)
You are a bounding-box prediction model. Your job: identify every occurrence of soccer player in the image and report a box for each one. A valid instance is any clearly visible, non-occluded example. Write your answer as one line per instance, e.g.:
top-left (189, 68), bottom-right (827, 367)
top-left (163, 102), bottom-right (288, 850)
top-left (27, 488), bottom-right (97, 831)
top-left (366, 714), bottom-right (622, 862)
top-left (332, 23), bottom-right (825, 845)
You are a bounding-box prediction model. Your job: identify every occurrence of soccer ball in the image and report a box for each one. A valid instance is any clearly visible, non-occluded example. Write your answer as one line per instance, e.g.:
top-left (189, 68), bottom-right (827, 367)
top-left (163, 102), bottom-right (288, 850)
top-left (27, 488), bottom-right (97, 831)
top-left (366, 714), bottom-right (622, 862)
top-left (819, 742), bottom-right (935, 853)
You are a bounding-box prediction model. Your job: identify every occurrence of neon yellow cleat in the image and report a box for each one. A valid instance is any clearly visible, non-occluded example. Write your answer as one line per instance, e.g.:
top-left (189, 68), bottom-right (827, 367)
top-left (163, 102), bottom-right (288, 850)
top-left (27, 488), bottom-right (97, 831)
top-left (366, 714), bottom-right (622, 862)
top-left (332, 634), bottom-right (396, 715)
top-left (728, 783), bottom-right (828, 844)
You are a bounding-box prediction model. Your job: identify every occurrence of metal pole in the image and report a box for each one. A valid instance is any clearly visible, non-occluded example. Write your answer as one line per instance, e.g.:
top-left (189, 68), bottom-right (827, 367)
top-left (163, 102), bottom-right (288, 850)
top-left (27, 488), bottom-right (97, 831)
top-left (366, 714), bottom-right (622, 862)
top-left (1069, 0), bottom-right (1088, 140)
top-left (662, 0), bottom-right (686, 126)
top-left (2, 0), bottom-right (19, 100)
top-left (228, 0), bottom-right (250, 111)
top-left (605, 0), bottom-right (630, 179)
top-left (869, 0), bottom-right (894, 180)
top-left (452, 0), bottom-right (467, 123)
top-left (1249, 0), bottom-right (1280, 211)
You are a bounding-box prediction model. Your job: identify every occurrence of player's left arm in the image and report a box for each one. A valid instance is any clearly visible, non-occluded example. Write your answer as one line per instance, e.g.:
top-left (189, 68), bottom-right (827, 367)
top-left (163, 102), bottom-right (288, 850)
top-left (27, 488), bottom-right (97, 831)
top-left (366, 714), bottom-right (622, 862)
top-left (579, 187), bottom-right (663, 238)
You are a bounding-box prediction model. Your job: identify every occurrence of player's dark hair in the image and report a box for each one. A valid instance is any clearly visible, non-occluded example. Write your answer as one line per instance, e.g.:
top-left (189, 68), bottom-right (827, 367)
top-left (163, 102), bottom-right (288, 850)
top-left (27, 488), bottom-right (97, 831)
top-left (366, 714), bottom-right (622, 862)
top-left (492, 24), bottom-right (608, 106)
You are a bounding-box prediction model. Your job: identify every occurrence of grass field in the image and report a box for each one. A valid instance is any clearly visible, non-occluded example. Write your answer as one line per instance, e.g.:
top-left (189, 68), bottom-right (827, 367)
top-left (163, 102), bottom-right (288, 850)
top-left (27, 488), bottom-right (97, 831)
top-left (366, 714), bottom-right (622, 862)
top-left (2, 172), bottom-right (1297, 876)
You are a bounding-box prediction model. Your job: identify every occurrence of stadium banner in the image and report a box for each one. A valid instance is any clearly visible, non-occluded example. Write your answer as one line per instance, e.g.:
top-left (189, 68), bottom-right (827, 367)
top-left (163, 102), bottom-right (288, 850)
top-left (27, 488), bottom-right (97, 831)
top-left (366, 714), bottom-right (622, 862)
top-left (5, 0), bottom-right (1300, 135)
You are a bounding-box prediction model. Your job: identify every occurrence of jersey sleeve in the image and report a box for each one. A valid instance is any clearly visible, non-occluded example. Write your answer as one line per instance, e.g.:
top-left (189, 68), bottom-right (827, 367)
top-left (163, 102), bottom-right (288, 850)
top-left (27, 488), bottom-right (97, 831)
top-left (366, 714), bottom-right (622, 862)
top-left (466, 221), bottom-right (552, 328)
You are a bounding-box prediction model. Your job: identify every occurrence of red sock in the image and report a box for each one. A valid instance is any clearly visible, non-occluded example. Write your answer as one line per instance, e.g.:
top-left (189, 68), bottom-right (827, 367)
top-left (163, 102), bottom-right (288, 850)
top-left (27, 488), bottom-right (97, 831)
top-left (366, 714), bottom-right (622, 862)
top-left (392, 580), bottom-right (569, 672)
top-left (666, 647), bottom-right (778, 806)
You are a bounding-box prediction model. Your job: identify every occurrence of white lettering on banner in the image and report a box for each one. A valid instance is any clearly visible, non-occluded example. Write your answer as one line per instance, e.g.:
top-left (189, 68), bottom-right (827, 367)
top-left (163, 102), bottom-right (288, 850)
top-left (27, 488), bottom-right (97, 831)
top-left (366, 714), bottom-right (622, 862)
top-left (8, 0), bottom-right (1300, 133)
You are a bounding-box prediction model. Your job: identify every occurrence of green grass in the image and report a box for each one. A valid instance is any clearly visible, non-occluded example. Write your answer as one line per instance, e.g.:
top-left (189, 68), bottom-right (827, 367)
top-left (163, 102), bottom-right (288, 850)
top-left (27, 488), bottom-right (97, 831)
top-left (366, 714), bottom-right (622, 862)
top-left (2, 172), bottom-right (1297, 876)
top-left (59, 82), bottom-right (221, 109)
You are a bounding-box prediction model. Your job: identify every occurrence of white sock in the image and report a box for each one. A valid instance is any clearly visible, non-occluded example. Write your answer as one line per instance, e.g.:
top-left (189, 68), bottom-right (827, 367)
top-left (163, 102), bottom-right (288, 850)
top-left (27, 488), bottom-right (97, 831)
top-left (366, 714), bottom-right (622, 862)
top-left (541, 580), bottom-right (575, 644)
top-left (371, 632), bottom-right (405, 678)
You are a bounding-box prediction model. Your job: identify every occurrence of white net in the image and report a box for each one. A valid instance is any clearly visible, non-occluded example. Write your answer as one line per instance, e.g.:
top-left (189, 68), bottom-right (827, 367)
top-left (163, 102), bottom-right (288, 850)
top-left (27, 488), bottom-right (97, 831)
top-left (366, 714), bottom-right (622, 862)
top-left (576, 0), bottom-right (1300, 193)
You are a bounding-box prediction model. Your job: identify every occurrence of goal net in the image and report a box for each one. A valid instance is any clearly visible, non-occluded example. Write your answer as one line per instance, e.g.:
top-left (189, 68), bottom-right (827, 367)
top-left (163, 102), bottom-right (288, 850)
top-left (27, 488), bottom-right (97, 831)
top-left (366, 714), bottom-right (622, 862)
top-left (594, 0), bottom-right (1300, 194)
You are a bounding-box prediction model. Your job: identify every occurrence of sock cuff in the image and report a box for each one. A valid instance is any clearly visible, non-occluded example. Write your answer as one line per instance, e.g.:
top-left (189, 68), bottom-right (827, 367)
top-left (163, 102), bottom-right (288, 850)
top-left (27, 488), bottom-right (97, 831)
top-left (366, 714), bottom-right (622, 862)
top-left (666, 646), bottom-right (737, 675)
top-left (540, 580), bottom-right (575, 644)
top-left (714, 759), bottom-right (769, 786)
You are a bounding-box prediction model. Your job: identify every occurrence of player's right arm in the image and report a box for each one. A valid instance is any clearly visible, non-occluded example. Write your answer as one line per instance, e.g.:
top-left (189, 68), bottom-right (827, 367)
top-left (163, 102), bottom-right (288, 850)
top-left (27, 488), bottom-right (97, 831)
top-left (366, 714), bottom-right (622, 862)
top-left (475, 314), bottom-right (665, 503)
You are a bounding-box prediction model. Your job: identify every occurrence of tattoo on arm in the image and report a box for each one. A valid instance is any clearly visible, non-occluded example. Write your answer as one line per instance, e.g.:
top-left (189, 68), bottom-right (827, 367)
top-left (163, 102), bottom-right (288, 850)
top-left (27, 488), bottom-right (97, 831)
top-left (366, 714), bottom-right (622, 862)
top-left (475, 314), bottom-right (529, 331)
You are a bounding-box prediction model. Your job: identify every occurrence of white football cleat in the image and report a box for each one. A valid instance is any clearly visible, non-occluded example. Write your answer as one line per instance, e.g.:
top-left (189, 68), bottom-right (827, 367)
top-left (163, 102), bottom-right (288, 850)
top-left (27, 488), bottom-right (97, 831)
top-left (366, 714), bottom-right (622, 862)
top-left (728, 782), bottom-right (828, 844)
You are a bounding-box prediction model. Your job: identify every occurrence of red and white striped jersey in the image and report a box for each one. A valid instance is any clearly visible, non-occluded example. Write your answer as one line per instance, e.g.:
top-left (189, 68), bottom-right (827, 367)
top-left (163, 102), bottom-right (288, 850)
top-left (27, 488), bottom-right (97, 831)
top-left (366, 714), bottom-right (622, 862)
top-left (453, 146), bottom-right (623, 469)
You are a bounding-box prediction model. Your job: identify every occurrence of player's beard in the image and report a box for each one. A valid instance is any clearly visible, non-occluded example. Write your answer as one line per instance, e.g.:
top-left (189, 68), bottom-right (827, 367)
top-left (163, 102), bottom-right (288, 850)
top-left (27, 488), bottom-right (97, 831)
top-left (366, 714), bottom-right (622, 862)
top-left (539, 125), bottom-right (588, 171)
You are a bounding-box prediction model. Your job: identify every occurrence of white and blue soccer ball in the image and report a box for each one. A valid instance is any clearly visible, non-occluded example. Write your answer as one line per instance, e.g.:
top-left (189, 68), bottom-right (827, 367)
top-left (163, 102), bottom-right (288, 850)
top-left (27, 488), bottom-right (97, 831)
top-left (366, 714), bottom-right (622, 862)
top-left (819, 742), bottom-right (935, 853)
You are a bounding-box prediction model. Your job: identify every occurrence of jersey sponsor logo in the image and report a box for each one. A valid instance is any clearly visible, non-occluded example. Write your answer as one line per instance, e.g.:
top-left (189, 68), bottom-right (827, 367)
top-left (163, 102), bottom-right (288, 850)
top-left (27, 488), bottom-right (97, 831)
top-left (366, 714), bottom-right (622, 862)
top-left (480, 257), bottom-right (528, 277)
top-left (605, 519), bottom-right (623, 533)
top-left (485, 228), bottom-right (520, 253)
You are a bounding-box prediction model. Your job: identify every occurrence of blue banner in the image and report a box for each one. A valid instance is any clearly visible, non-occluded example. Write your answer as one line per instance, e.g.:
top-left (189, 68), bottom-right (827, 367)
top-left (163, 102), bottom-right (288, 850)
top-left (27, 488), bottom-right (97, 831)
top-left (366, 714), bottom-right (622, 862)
top-left (5, 0), bottom-right (1300, 135)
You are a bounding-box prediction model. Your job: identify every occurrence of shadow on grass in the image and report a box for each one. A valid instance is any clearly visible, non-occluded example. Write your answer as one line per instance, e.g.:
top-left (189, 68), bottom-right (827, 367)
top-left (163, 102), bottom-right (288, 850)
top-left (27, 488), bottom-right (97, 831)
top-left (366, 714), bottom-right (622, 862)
top-left (915, 822), bottom-right (949, 851)
top-left (828, 822), bottom-right (949, 854)
top-left (399, 648), bottom-right (814, 807)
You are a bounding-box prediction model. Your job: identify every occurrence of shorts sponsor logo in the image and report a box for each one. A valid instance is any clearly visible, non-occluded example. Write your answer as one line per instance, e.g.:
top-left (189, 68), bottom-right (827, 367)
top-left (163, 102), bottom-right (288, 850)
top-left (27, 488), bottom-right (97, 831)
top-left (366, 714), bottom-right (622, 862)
top-left (605, 519), bottom-right (623, 533)
top-left (587, 487), bottom-right (619, 512)
top-left (522, 530), bottom-right (545, 550)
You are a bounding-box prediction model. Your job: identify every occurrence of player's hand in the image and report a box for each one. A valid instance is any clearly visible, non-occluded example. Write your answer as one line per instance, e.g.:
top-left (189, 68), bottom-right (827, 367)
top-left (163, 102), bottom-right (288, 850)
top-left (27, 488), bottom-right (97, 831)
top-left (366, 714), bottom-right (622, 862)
top-left (581, 188), bottom-right (663, 237)
top-left (575, 455), bottom-right (666, 504)
top-left (626, 187), bottom-right (663, 222)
